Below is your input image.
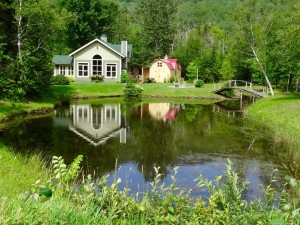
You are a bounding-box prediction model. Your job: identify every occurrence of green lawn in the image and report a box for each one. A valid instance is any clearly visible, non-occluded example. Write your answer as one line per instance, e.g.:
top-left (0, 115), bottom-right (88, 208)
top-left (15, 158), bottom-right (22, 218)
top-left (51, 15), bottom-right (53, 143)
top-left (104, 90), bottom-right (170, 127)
top-left (50, 82), bottom-right (219, 98)
top-left (247, 94), bottom-right (300, 147)
top-left (0, 101), bottom-right (53, 121)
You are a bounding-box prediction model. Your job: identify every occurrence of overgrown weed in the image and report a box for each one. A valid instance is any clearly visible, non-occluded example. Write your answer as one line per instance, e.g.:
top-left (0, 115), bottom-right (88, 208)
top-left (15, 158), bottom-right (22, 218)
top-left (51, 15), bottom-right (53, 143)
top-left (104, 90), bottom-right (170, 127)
top-left (1, 156), bottom-right (299, 224)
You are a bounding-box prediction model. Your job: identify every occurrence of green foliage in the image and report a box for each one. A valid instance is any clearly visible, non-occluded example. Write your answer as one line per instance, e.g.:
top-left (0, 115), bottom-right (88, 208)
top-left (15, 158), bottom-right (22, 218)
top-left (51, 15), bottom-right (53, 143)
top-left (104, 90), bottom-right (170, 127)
top-left (3, 156), bottom-right (300, 224)
top-left (90, 74), bottom-right (104, 82)
top-left (194, 79), bottom-right (204, 88)
top-left (186, 62), bottom-right (197, 81)
top-left (68, 76), bottom-right (74, 82)
top-left (0, 78), bottom-right (25, 101)
top-left (64, 155), bottom-right (83, 182)
top-left (220, 57), bottom-right (236, 81)
top-left (60, 0), bottom-right (120, 50)
top-left (120, 71), bottom-right (130, 83)
top-left (123, 83), bottom-right (144, 97)
top-left (137, 0), bottom-right (178, 61)
top-left (51, 75), bottom-right (70, 85)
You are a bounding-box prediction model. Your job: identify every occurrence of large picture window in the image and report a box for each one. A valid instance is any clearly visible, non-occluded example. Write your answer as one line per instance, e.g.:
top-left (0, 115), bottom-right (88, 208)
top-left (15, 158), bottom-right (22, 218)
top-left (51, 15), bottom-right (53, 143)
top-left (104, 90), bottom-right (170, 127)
top-left (78, 63), bottom-right (88, 77)
top-left (106, 64), bottom-right (117, 78)
top-left (92, 55), bottom-right (102, 75)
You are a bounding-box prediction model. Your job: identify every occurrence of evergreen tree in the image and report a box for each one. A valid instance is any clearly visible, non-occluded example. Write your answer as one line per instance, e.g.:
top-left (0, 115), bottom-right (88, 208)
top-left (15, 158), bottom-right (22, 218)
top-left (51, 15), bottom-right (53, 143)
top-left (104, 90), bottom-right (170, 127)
top-left (137, 0), bottom-right (178, 63)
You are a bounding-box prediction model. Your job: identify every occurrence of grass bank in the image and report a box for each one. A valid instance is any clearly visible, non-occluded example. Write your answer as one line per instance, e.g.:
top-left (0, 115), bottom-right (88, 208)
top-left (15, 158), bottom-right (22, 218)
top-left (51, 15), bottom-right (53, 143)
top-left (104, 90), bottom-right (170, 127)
top-left (0, 100), bottom-right (53, 121)
top-left (1, 83), bottom-right (219, 121)
top-left (0, 144), bottom-right (48, 197)
top-left (247, 94), bottom-right (300, 149)
top-left (51, 82), bottom-right (219, 99)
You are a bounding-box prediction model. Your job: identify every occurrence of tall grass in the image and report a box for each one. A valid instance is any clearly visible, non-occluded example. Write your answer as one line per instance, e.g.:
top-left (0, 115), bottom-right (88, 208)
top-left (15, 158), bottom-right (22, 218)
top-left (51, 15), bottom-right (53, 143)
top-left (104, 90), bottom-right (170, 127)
top-left (1, 154), bottom-right (299, 224)
top-left (0, 144), bottom-right (48, 197)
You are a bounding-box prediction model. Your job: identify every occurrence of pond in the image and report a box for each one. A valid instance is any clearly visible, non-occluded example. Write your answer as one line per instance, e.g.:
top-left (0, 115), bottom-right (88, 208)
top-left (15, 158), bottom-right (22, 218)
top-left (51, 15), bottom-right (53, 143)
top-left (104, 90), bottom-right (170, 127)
top-left (0, 99), bottom-right (286, 200)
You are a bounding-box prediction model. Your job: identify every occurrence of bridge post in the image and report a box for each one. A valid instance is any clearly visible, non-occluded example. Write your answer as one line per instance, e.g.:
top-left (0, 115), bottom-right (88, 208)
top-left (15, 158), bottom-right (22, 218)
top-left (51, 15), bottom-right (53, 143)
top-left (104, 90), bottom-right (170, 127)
top-left (234, 80), bottom-right (237, 86)
top-left (250, 83), bottom-right (252, 90)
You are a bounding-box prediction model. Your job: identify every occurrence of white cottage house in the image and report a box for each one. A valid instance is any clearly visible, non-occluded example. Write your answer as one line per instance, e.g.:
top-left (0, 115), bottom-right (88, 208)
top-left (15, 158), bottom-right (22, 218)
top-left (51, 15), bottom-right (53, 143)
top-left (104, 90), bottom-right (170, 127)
top-left (53, 35), bottom-right (132, 82)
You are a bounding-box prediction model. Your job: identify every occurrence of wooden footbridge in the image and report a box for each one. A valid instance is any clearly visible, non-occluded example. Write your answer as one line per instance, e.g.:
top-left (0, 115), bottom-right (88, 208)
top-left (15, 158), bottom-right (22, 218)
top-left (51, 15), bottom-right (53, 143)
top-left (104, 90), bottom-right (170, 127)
top-left (212, 80), bottom-right (269, 99)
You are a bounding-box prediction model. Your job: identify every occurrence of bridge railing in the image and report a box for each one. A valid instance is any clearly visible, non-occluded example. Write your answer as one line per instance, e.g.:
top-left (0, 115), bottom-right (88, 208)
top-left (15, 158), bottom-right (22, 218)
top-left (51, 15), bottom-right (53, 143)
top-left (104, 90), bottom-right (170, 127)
top-left (214, 80), bottom-right (270, 95)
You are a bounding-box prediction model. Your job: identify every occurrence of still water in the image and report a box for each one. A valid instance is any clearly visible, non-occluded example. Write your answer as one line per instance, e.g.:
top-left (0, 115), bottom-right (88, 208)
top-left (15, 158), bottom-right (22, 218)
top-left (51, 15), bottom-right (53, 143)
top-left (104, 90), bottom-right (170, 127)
top-left (0, 99), bottom-right (284, 200)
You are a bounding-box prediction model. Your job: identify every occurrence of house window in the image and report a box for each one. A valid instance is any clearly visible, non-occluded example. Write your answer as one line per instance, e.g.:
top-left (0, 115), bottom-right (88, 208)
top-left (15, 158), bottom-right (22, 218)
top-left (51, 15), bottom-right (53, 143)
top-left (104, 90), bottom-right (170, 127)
top-left (157, 62), bottom-right (162, 67)
top-left (59, 66), bottom-right (66, 75)
top-left (92, 55), bottom-right (102, 75)
top-left (106, 64), bottom-right (117, 78)
top-left (78, 63), bottom-right (88, 77)
top-left (68, 66), bottom-right (73, 76)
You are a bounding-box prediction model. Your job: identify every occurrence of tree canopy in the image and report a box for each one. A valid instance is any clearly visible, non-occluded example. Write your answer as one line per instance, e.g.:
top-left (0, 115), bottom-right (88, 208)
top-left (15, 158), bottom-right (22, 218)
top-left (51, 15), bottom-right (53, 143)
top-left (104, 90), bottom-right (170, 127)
top-left (1, 0), bottom-right (300, 101)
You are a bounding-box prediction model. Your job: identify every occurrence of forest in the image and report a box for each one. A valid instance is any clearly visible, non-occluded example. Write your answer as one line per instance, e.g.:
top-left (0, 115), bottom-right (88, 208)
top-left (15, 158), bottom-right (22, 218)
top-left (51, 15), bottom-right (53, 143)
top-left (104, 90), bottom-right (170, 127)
top-left (1, 0), bottom-right (300, 99)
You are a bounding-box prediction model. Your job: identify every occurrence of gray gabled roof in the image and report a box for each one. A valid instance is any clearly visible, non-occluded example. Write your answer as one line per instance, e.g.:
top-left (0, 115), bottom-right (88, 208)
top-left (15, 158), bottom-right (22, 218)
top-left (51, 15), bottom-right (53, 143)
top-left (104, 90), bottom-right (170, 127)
top-left (53, 55), bottom-right (73, 65)
top-left (69, 38), bottom-right (125, 57)
top-left (108, 43), bottom-right (133, 58)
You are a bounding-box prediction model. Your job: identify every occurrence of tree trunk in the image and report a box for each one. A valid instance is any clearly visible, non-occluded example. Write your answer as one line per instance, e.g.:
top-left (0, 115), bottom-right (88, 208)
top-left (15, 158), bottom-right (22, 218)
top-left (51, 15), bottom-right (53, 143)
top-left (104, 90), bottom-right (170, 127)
top-left (250, 44), bottom-right (274, 96)
top-left (287, 72), bottom-right (290, 93)
top-left (16, 0), bottom-right (22, 64)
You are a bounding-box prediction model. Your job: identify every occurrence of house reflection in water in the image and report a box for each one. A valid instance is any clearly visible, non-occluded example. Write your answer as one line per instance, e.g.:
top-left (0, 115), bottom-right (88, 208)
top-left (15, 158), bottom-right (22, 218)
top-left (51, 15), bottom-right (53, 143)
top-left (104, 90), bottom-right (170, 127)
top-left (148, 103), bottom-right (180, 122)
top-left (70, 104), bottom-right (126, 146)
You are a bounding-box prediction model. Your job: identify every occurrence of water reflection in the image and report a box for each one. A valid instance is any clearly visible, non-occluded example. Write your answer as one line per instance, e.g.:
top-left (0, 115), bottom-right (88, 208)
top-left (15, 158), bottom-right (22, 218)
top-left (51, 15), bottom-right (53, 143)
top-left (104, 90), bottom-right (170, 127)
top-left (0, 101), bottom-right (285, 200)
top-left (70, 104), bottom-right (126, 145)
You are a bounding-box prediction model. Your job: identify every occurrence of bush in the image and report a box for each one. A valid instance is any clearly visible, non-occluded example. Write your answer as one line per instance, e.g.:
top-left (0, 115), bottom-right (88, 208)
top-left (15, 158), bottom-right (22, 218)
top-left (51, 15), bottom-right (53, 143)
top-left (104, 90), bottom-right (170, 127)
top-left (146, 77), bottom-right (156, 83)
top-left (123, 83), bottom-right (144, 97)
top-left (120, 72), bottom-right (130, 83)
top-left (68, 77), bottom-right (74, 82)
top-left (0, 78), bottom-right (24, 101)
top-left (194, 79), bottom-right (204, 88)
top-left (51, 75), bottom-right (70, 85)
top-left (90, 75), bottom-right (104, 82)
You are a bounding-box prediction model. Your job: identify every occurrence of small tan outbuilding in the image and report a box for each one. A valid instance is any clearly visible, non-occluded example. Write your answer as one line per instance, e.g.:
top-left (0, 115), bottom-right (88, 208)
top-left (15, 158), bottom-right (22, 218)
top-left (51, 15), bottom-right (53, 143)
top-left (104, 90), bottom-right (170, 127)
top-left (149, 55), bottom-right (181, 83)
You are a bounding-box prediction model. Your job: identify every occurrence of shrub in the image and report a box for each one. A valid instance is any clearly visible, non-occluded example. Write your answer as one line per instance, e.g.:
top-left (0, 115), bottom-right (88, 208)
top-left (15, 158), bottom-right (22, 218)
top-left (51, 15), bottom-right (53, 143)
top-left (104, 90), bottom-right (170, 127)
top-left (68, 77), bottom-right (74, 82)
top-left (120, 72), bottom-right (130, 83)
top-left (51, 75), bottom-right (70, 85)
top-left (90, 75), bottom-right (104, 82)
top-left (123, 83), bottom-right (144, 97)
top-left (194, 79), bottom-right (204, 88)
top-left (0, 78), bottom-right (25, 101)
top-left (146, 77), bottom-right (156, 83)
top-left (170, 77), bottom-right (178, 83)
